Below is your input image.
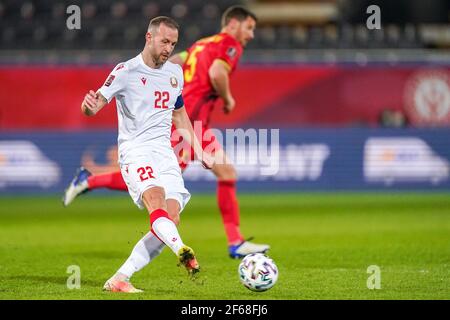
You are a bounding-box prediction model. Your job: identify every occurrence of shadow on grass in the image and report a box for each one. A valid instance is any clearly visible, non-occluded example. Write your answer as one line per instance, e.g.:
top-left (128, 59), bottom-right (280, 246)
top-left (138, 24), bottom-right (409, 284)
top-left (4, 275), bottom-right (103, 288)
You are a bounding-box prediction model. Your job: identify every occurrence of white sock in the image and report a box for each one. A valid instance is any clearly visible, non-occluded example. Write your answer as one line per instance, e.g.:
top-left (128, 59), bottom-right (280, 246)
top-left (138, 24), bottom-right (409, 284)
top-left (117, 232), bottom-right (166, 278)
top-left (152, 217), bottom-right (184, 254)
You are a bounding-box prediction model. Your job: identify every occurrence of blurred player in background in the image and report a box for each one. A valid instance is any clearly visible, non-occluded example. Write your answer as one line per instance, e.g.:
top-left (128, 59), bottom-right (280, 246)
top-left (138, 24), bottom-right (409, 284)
top-left (63, 5), bottom-right (270, 259)
top-left (81, 16), bottom-right (214, 293)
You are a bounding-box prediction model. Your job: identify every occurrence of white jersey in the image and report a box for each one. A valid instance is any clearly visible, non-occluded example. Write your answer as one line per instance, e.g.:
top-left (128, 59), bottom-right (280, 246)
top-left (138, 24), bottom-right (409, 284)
top-left (98, 53), bottom-right (184, 165)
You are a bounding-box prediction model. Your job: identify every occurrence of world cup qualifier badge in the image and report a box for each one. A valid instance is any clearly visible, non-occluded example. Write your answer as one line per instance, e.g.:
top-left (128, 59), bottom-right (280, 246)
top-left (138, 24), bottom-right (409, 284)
top-left (226, 46), bottom-right (237, 59)
top-left (104, 75), bottom-right (115, 87)
top-left (170, 76), bottom-right (178, 88)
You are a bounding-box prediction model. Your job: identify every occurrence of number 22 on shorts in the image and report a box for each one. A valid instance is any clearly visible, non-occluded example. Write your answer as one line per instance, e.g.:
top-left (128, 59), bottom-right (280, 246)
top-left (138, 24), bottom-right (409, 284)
top-left (137, 166), bottom-right (155, 181)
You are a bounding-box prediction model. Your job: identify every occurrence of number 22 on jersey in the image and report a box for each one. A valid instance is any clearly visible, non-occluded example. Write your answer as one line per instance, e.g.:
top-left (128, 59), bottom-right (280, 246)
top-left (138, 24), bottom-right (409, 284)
top-left (154, 91), bottom-right (169, 109)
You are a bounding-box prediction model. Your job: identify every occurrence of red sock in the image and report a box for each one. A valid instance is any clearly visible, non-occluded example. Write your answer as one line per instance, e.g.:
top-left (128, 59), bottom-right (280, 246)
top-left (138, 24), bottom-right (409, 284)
top-left (149, 208), bottom-right (171, 241)
top-left (217, 180), bottom-right (244, 245)
top-left (87, 171), bottom-right (128, 191)
top-left (150, 208), bottom-right (172, 225)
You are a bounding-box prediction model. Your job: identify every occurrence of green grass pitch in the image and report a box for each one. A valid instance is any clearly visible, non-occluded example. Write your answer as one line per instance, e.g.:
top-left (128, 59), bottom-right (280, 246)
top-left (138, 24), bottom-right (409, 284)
top-left (0, 193), bottom-right (449, 300)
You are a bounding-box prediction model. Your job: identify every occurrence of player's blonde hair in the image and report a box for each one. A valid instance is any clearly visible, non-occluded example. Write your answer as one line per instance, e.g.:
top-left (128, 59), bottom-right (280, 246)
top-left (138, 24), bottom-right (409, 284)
top-left (148, 16), bottom-right (179, 33)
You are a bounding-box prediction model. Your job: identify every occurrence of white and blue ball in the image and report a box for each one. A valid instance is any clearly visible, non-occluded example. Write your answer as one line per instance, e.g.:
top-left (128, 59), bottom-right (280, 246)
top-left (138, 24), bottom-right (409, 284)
top-left (238, 253), bottom-right (278, 292)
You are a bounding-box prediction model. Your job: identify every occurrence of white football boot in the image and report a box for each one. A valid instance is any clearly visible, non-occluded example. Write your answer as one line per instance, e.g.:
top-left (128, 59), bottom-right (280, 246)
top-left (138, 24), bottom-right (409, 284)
top-left (229, 238), bottom-right (270, 259)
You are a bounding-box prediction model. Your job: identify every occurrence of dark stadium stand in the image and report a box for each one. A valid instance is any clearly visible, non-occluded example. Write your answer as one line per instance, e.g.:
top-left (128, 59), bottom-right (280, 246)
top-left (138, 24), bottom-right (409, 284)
top-left (1, 0), bottom-right (449, 50)
top-left (0, 0), bottom-right (448, 65)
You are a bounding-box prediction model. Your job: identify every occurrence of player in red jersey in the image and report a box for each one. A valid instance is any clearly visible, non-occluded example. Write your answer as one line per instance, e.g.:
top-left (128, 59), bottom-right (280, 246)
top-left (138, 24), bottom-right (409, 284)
top-left (63, 6), bottom-right (270, 259)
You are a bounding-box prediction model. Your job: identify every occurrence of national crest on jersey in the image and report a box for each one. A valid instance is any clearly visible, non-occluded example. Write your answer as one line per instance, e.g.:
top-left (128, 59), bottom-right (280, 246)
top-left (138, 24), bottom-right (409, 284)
top-left (98, 54), bottom-right (184, 164)
top-left (170, 76), bottom-right (178, 88)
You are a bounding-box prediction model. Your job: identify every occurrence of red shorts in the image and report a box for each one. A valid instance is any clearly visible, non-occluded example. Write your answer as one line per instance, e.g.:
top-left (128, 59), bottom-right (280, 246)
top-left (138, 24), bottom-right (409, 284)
top-left (170, 124), bottom-right (222, 170)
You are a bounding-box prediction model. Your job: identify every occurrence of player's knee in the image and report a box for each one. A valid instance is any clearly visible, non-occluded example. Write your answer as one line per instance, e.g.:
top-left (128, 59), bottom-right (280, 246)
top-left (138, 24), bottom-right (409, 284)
top-left (229, 165), bottom-right (237, 180)
top-left (167, 199), bottom-right (181, 225)
top-left (214, 164), bottom-right (237, 181)
top-left (142, 187), bottom-right (167, 212)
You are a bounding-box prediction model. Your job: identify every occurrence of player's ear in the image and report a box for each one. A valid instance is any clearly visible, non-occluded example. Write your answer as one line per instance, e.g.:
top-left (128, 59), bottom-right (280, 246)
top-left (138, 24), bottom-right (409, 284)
top-left (145, 31), bottom-right (152, 42)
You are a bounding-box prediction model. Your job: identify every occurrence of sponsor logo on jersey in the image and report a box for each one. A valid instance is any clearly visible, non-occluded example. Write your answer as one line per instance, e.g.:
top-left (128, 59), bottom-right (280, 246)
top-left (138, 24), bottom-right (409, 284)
top-left (170, 76), bottom-right (178, 88)
top-left (141, 77), bottom-right (147, 85)
top-left (226, 46), bottom-right (237, 59)
top-left (104, 75), bottom-right (115, 87)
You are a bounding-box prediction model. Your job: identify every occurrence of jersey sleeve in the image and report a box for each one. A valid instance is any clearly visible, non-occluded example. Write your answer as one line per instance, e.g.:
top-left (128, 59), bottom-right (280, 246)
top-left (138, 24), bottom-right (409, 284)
top-left (173, 64), bottom-right (185, 110)
top-left (97, 63), bottom-right (128, 103)
top-left (174, 95), bottom-right (184, 109)
top-left (216, 38), bottom-right (242, 71)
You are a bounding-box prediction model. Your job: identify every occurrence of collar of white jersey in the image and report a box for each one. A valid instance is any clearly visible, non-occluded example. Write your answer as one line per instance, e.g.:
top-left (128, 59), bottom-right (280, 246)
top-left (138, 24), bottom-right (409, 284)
top-left (138, 52), bottom-right (166, 71)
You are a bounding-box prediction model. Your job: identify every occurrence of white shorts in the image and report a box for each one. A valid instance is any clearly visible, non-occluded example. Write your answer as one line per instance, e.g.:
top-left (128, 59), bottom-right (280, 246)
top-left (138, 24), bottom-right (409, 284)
top-left (120, 148), bottom-right (191, 212)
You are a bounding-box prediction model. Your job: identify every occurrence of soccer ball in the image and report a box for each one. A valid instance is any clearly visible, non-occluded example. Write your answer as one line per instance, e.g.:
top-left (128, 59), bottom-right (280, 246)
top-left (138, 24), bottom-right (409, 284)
top-left (238, 253), bottom-right (278, 292)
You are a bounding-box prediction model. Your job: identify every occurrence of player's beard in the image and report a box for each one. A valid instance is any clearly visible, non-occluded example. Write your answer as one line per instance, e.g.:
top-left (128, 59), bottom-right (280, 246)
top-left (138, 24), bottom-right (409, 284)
top-left (160, 54), bottom-right (169, 64)
top-left (151, 53), bottom-right (167, 68)
top-left (156, 51), bottom-right (170, 67)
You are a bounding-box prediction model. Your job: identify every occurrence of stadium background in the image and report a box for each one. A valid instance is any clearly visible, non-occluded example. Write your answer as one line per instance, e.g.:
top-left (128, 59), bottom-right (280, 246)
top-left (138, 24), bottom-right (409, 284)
top-left (0, 0), bottom-right (449, 300)
top-left (1, 0), bottom-right (450, 193)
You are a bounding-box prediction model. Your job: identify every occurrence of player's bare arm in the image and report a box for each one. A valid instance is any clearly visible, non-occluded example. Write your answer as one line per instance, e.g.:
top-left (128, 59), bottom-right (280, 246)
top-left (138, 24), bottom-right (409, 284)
top-left (81, 90), bottom-right (108, 116)
top-left (208, 59), bottom-right (235, 114)
top-left (168, 51), bottom-right (188, 66)
top-left (172, 107), bottom-right (214, 169)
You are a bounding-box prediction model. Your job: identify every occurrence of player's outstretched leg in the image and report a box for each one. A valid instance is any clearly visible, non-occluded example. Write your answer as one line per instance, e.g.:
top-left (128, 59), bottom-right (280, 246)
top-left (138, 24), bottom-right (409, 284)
top-left (102, 197), bottom-right (195, 293)
top-left (103, 231), bottom-right (165, 293)
top-left (145, 188), bottom-right (199, 276)
top-left (213, 158), bottom-right (270, 259)
top-left (63, 169), bottom-right (128, 207)
top-left (62, 167), bottom-right (91, 206)
top-left (88, 171), bottom-right (128, 191)
top-left (150, 208), bottom-right (200, 275)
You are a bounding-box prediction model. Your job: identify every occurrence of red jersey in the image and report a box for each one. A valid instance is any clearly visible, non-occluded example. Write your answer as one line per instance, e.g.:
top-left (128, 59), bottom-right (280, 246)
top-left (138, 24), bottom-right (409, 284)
top-left (182, 33), bottom-right (243, 127)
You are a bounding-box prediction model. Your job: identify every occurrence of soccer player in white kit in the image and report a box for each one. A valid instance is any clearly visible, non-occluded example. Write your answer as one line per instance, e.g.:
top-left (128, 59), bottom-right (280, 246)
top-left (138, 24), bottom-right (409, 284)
top-left (81, 16), bottom-right (213, 293)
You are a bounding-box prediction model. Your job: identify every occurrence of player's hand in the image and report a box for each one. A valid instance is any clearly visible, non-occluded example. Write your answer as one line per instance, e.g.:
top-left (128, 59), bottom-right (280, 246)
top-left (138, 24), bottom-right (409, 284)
top-left (201, 152), bottom-right (214, 170)
top-left (82, 90), bottom-right (100, 116)
top-left (223, 95), bottom-right (236, 114)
